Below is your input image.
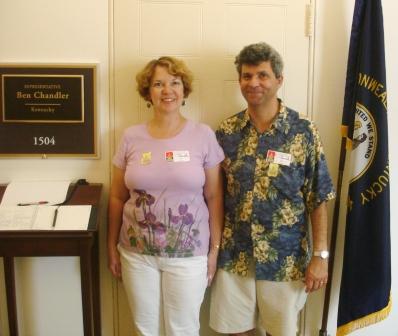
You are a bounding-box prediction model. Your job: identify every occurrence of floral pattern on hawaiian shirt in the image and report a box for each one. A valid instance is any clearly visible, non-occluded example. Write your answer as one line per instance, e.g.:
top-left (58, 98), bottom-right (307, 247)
top-left (216, 101), bottom-right (336, 281)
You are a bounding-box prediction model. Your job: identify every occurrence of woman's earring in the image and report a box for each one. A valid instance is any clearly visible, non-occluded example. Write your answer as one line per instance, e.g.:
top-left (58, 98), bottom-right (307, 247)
top-left (146, 102), bottom-right (151, 108)
top-left (182, 100), bottom-right (186, 106)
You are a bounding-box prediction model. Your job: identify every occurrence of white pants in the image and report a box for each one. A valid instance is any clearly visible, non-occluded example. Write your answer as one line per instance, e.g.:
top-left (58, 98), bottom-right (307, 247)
top-left (119, 246), bottom-right (208, 336)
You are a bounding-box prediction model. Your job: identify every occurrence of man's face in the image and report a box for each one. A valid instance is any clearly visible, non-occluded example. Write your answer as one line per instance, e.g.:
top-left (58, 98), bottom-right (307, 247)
top-left (239, 61), bottom-right (283, 108)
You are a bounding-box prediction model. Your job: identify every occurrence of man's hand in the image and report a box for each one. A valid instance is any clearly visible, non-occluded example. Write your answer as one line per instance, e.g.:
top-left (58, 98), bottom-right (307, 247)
top-left (304, 257), bottom-right (328, 292)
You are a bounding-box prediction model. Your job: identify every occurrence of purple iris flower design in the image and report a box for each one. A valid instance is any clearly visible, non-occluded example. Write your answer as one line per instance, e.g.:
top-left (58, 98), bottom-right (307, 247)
top-left (134, 189), bottom-right (155, 208)
top-left (178, 204), bottom-right (194, 225)
top-left (138, 212), bottom-right (166, 233)
top-left (168, 207), bottom-right (180, 225)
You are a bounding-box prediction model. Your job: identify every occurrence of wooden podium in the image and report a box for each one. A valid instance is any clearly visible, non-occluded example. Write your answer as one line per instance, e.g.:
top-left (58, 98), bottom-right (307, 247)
top-left (0, 183), bottom-right (102, 336)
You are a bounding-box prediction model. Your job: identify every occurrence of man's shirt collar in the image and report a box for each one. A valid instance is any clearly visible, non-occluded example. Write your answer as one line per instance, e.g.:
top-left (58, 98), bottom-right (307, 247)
top-left (239, 99), bottom-right (289, 133)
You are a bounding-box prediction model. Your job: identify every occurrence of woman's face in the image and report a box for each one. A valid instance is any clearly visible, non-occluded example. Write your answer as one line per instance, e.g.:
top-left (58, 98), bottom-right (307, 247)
top-left (149, 65), bottom-right (184, 115)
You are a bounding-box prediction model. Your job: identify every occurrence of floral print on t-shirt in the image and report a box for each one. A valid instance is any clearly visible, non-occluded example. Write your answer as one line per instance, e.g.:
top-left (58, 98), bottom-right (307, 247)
top-left (128, 189), bottom-right (201, 257)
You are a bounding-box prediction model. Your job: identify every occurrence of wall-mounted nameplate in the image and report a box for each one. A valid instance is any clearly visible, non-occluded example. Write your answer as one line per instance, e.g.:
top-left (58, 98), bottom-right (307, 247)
top-left (0, 64), bottom-right (97, 158)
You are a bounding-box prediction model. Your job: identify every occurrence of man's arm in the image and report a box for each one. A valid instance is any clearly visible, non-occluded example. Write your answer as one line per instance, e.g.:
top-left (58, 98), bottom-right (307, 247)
top-left (304, 201), bottom-right (329, 292)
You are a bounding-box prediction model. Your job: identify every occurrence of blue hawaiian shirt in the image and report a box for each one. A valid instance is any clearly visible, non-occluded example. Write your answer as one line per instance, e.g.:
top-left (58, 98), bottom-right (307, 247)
top-left (216, 101), bottom-right (335, 281)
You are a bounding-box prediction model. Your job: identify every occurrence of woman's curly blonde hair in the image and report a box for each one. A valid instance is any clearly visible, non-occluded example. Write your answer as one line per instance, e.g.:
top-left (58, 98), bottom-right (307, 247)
top-left (136, 56), bottom-right (193, 102)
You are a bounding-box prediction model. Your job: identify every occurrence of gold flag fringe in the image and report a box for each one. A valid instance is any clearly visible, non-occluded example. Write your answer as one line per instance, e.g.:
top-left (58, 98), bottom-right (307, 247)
top-left (336, 294), bottom-right (392, 336)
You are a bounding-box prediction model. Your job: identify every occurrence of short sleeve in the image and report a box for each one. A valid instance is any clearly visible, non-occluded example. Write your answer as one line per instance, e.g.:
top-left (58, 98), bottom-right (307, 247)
top-left (112, 131), bottom-right (129, 170)
top-left (202, 124), bottom-right (225, 169)
top-left (304, 121), bottom-right (336, 212)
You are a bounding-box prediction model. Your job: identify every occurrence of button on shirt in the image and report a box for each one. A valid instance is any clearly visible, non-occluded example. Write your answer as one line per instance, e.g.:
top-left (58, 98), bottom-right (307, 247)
top-left (216, 101), bottom-right (336, 281)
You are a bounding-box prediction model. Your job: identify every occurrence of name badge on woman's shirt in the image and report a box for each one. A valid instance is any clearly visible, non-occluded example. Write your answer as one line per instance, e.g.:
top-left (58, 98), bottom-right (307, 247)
top-left (165, 150), bottom-right (190, 162)
top-left (140, 151), bottom-right (152, 165)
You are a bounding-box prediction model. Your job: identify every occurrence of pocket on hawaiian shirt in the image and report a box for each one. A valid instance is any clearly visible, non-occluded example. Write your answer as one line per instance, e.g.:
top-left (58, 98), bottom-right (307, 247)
top-left (272, 165), bottom-right (305, 195)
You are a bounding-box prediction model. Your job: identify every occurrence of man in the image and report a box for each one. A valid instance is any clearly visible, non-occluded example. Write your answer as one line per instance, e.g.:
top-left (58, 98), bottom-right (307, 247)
top-left (209, 42), bottom-right (335, 336)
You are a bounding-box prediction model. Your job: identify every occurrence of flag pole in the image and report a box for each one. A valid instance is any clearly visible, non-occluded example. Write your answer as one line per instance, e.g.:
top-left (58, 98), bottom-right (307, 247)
top-left (319, 134), bottom-right (347, 336)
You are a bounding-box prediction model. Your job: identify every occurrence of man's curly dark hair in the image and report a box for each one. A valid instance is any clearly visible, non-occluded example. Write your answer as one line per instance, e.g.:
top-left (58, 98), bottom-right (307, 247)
top-left (235, 42), bottom-right (284, 79)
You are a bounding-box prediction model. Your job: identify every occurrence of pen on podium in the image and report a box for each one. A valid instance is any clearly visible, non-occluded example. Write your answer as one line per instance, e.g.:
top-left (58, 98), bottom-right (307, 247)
top-left (18, 201), bottom-right (49, 206)
top-left (52, 206), bottom-right (59, 228)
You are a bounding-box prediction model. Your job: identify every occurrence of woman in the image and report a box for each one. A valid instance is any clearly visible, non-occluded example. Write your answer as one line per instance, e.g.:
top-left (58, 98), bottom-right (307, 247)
top-left (108, 56), bottom-right (224, 336)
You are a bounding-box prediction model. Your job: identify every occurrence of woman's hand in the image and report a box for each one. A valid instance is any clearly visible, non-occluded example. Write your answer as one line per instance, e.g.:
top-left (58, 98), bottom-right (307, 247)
top-left (108, 245), bottom-right (122, 279)
top-left (207, 248), bottom-right (219, 286)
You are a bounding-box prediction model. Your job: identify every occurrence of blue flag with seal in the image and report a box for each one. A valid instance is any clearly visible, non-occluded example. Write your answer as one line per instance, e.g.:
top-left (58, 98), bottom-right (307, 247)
top-left (337, 0), bottom-right (391, 334)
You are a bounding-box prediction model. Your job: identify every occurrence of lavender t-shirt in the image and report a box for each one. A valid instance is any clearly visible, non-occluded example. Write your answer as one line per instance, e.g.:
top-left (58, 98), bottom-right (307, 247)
top-left (113, 120), bottom-right (224, 257)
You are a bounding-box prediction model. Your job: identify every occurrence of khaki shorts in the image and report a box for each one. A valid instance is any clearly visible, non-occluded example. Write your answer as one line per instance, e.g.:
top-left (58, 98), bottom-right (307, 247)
top-left (209, 268), bottom-right (307, 336)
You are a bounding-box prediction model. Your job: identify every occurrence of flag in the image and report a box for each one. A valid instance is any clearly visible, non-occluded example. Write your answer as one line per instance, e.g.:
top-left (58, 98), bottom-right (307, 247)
top-left (337, 0), bottom-right (391, 334)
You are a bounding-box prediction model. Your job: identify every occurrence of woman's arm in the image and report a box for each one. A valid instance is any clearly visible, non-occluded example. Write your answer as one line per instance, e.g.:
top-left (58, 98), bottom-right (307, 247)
top-left (108, 166), bottom-right (129, 279)
top-left (203, 164), bottom-right (224, 286)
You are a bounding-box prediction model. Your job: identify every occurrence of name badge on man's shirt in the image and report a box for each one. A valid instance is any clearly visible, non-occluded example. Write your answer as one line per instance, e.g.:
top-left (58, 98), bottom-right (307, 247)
top-left (165, 150), bottom-right (190, 162)
top-left (266, 150), bottom-right (292, 166)
top-left (268, 163), bottom-right (279, 177)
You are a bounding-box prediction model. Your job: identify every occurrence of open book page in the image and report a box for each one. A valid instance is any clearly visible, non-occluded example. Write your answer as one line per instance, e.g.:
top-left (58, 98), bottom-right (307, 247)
top-left (0, 205), bottom-right (92, 230)
top-left (0, 206), bottom-right (38, 230)
top-left (1, 180), bottom-right (71, 206)
top-left (53, 205), bottom-right (92, 230)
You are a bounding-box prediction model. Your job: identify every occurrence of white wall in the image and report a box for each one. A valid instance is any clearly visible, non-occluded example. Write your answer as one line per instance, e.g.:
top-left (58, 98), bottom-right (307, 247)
top-left (0, 0), bottom-right (397, 335)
